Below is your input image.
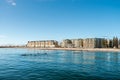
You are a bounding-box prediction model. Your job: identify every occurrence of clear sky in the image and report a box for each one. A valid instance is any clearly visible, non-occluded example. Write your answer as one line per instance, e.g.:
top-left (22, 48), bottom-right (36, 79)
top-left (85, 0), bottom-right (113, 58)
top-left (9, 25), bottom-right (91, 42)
top-left (0, 0), bottom-right (120, 45)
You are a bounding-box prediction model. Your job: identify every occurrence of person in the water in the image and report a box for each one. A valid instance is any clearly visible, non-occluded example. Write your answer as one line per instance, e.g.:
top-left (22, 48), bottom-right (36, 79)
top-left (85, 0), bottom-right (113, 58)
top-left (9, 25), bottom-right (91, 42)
top-left (44, 53), bottom-right (47, 54)
top-left (21, 52), bottom-right (48, 56)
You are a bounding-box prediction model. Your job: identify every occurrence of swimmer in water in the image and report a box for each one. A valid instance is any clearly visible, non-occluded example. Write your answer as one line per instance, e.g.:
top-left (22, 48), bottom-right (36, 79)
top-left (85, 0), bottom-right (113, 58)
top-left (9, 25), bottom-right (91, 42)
top-left (44, 53), bottom-right (47, 55)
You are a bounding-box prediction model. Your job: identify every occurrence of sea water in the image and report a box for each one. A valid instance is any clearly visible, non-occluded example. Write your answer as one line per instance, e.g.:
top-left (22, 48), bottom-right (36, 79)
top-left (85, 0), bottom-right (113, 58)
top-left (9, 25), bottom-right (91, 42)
top-left (0, 48), bottom-right (120, 80)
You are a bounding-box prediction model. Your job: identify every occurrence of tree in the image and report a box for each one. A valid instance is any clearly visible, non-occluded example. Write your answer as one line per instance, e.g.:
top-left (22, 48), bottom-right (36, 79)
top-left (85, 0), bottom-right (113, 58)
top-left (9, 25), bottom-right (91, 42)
top-left (109, 40), bottom-right (113, 48)
top-left (113, 37), bottom-right (118, 48)
top-left (102, 39), bottom-right (108, 48)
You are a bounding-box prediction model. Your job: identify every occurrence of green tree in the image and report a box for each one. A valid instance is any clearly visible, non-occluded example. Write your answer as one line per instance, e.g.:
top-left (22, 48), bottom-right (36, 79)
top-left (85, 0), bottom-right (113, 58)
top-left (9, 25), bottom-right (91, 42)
top-left (102, 39), bottom-right (108, 48)
top-left (109, 40), bottom-right (113, 48)
top-left (113, 37), bottom-right (118, 48)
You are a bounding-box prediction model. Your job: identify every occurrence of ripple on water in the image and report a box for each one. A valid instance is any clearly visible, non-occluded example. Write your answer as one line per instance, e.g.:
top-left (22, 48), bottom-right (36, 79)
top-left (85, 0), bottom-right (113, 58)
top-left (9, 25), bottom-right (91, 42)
top-left (0, 48), bottom-right (120, 80)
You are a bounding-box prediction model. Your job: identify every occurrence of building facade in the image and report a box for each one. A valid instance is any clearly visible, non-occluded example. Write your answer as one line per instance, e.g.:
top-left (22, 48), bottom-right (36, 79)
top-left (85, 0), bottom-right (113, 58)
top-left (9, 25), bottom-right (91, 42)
top-left (61, 38), bottom-right (104, 48)
top-left (83, 38), bottom-right (104, 48)
top-left (61, 39), bottom-right (83, 48)
top-left (26, 40), bottom-right (58, 48)
top-left (71, 39), bottom-right (83, 48)
top-left (61, 39), bottom-right (73, 48)
top-left (26, 38), bottom-right (116, 48)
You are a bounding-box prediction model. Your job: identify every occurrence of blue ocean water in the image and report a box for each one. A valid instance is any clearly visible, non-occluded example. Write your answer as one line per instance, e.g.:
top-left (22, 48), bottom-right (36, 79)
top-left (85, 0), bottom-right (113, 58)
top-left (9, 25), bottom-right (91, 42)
top-left (0, 48), bottom-right (120, 80)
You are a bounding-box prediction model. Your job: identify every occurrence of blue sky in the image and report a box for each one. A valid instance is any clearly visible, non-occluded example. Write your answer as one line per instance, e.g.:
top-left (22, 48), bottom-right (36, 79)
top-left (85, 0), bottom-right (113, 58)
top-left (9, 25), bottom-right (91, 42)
top-left (0, 0), bottom-right (120, 45)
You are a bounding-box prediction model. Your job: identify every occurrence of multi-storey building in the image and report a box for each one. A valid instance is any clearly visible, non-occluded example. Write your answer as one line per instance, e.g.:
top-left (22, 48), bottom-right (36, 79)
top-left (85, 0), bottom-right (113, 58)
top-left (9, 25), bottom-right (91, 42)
top-left (27, 38), bottom-right (112, 48)
top-left (61, 39), bottom-right (73, 48)
top-left (61, 38), bottom-right (105, 48)
top-left (61, 39), bottom-right (83, 48)
top-left (71, 39), bottom-right (83, 48)
top-left (83, 38), bottom-right (104, 48)
top-left (26, 40), bottom-right (58, 48)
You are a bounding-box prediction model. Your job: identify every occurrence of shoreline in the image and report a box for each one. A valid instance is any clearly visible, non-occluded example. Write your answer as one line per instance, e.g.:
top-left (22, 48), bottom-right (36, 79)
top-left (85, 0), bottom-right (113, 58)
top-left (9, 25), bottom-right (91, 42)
top-left (0, 47), bottom-right (120, 52)
top-left (25, 48), bottom-right (120, 52)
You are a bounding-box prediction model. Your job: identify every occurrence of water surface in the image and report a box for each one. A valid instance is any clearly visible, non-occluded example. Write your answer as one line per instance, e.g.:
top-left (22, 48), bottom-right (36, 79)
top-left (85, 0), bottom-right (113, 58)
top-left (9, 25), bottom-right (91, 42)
top-left (0, 48), bottom-right (120, 80)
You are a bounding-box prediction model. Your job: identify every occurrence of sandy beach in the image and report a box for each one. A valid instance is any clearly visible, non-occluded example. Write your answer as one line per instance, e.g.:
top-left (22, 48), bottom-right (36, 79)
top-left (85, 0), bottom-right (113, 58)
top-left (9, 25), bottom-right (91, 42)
top-left (1, 47), bottom-right (120, 52)
top-left (25, 48), bottom-right (120, 52)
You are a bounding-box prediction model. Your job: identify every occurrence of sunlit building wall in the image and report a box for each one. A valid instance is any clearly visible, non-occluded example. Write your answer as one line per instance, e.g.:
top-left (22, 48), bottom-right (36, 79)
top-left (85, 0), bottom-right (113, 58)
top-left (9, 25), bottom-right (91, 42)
top-left (27, 40), bottom-right (58, 48)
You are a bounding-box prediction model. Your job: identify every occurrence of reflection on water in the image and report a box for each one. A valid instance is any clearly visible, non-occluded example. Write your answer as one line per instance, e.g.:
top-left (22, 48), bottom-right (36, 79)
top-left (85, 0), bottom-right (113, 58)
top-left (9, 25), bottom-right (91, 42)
top-left (0, 48), bottom-right (120, 80)
top-left (24, 50), bottom-right (120, 65)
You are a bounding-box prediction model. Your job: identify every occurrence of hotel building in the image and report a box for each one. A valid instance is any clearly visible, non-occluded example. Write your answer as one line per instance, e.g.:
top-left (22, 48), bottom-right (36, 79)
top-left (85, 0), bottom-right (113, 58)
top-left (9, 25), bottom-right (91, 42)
top-left (61, 39), bottom-right (73, 48)
top-left (61, 38), bottom-right (105, 48)
top-left (71, 39), bottom-right (83, 48)
top-left (26, 40), bottom-right (58, 48)
top-left (83, 38), bottom-right (105, 48)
